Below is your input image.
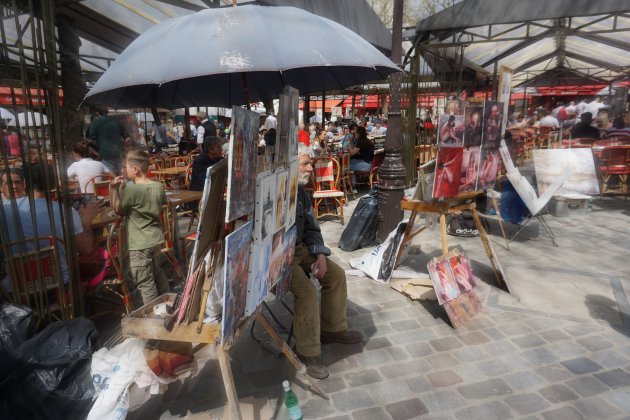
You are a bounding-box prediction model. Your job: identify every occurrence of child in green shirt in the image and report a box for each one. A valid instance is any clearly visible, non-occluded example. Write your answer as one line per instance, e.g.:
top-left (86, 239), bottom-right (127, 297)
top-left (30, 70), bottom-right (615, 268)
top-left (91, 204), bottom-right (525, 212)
top-left (111, 149), bottom-right (168, 305)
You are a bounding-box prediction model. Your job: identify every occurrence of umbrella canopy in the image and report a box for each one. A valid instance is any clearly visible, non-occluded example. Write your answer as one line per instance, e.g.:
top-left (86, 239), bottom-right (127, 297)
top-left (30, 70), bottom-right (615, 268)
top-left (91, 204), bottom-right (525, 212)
top-left (7, 112), bottom-right (48, 127)
top-left (0, 107), bottom-right (15, 122)
top-left (84, 5), bottom-right (401, 108)
top-left (136, 112), bottom-right (155, 123)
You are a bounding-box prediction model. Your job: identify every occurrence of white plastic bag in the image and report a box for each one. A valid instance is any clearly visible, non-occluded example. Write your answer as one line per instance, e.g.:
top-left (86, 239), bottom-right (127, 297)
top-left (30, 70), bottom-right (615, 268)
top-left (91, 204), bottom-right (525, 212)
top-left (350, 220), bottom-right (408, 283)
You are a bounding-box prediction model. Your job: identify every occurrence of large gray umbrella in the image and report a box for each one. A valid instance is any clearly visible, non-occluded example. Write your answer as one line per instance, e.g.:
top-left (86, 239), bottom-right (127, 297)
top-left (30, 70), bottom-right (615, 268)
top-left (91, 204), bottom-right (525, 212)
top-left (84, 5), bottom-right (401, 108)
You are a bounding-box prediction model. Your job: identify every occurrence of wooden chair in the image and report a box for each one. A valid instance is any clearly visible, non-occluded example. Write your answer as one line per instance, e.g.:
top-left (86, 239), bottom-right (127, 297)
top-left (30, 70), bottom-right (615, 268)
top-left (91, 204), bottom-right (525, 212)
top-left (3, 237), bottom-right (72, 325)
top-left (84, 173), bottom-right (114, 196)
top-left (170, 156), bottom-right (188, 168)
top-left (338, 153), bottom-right (355, 204)
top-left (353, 153), bottom-right (385, 188)
top-left (415, 144), bottom-right (436, 168)
top-left (312, 156), bottom-right (345, 225)
top-left (161, 207), bottom-right (186, 282)
top-left (598, 146), bottom-right (630, 197)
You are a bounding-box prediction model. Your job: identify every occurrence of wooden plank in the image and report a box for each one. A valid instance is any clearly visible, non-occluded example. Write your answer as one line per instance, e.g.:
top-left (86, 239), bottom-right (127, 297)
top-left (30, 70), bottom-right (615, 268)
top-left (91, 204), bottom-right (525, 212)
top-left (439, 213), bottom-right (448, 255)
top-left (217, 345), bottom-right (242, 420)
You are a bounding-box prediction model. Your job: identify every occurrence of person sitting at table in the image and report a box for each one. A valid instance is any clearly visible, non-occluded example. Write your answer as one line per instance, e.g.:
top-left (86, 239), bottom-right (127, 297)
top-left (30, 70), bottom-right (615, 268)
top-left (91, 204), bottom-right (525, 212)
top-left (341, 122), bottom-right (357, 151)
top-left (539, 109), bottom-right (560, 129)
top-left (311, 128), bottom-right (330, 156)
top-left (189, 136), bottom-right (224, 192)
top-left (22, 145), bottom-right (56, 190)
top-left (1, 168), bottom-right (26, 202)
top-left (67, 140), bottom-right (112, 194)
top-left (1, 166), bottom-right (96, 291)
top-left (348, 126), bottom-right (374, 181)
top-left (371, 120), bottom-right (387, 137)
top-left (604, 116), bottom-right (630, 139)
top-left (570, 112), bottom-right (600, 140)
top-left (110, 149), bottom-right (168, 305)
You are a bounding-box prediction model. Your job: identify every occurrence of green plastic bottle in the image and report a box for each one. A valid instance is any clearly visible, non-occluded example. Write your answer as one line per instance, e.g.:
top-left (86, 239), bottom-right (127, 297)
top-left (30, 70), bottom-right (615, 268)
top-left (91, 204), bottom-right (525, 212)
top-left (282, 380), bottom-right (303, 420)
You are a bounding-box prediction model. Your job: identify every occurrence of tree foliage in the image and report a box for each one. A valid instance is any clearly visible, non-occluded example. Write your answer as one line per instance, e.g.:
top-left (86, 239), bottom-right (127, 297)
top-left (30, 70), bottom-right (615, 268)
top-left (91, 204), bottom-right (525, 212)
top-left (368, 0), bottom-right (459, 27)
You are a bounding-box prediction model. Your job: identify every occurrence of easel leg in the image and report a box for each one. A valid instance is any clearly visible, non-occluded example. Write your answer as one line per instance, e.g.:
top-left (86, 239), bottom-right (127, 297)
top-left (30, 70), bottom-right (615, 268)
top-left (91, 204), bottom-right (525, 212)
top-left (471, 208), bottom-right (505, 289)
top-left (439, 213), bottom-right (448, 255)
top-left (217, 345), bottom-right (242, 420)
top-left (256, 312), bottom-right (328, 400)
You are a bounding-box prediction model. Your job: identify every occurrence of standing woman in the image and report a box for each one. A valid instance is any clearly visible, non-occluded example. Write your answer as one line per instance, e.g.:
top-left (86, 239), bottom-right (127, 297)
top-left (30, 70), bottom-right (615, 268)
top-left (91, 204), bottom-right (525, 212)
top-left (348, 126), bottom-right (374, 175)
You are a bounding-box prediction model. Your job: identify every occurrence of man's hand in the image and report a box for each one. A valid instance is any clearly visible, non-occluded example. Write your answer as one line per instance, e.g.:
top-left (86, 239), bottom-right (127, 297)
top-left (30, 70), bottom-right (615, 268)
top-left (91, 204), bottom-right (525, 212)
top-left (311, 254), bottom-right (327, 280)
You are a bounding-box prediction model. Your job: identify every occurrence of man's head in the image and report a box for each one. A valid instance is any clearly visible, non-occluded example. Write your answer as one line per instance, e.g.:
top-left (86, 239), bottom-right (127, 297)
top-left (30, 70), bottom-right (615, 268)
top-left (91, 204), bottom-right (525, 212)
top-left (197, 111), bottom-right (208, 121)
top-left (581, 112), bottom-right (593, 124)
top-left (297, 144), bottom-right (312, 185)
top-left (28, 146), bottom-right (41, 164)
top-left (1, 168), bottom-right (25, 199)
top-left (124, 149), bottom-right (150, 180)
top-left (203, 136), bottom-right (223, 159)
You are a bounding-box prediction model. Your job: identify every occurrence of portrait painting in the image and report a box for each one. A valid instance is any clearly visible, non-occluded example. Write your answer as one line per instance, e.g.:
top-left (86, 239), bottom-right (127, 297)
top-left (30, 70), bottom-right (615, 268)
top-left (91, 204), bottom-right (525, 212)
top-left (286, 158), bottom-right (299, 230)
top-left (482, 101), bottom-right (504, 149)
top-left (222, 221), bottom-right (253, 345)
top-left (463, 106), bottom-right (483, 148)
top-left (428, 258), bottom-right (460, 305)
top-left (245, 237), bottom-right (272, 316)
top-left (275, 86), bottom-right (300, 164)
top-left (268, 228), bottom-right (285, 288)
top-left (254, 171), bottom-right (276, 243)
top-left (459, 147), bottom-right (481, 193)
top-left (275, 168), bottom-right (288, 231)
top-left (477, 148), bottom-right (500, 190)
top-left (275, 226), bottom-right (297, 302)
top-left (448, 253), bottom-right (476, 294)
top-left (226, 106), bottom-right (259, 222)
top-left (438, 113), bottom-right (465, 147)
top-left (432, 147), bottom-right (463, 199)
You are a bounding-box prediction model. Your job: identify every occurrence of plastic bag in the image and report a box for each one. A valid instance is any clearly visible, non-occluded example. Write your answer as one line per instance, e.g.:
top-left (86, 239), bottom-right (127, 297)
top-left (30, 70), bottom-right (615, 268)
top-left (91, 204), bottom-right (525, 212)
top-left (0, 317), bottom-right (98, 420)
top-left (350, 220), bottom-right (408, 283)
top-left (0, 303), bottom-right (34, 354)
top-left (338, 188), bottom-right (379, 251)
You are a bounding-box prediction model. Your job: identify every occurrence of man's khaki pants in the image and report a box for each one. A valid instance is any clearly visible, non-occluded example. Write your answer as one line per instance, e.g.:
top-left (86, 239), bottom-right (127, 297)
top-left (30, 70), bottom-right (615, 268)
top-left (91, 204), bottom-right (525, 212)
top-left (290, 243), bottom-right (348, 357)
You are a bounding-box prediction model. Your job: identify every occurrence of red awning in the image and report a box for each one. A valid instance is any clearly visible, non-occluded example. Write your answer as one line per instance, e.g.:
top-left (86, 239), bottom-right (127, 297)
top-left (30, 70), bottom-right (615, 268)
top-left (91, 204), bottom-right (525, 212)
top-left (0, 86), bottom-right (64, 106)
top-left (341, 95), bottom-right (389, 109)
top-left (298, 99), bottom-right (343, 112)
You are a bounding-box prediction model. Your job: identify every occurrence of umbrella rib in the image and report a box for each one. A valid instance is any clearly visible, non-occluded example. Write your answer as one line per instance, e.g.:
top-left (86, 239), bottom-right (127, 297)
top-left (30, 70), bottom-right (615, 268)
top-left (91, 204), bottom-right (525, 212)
top-left (327, 67), bottom-right (344, 91)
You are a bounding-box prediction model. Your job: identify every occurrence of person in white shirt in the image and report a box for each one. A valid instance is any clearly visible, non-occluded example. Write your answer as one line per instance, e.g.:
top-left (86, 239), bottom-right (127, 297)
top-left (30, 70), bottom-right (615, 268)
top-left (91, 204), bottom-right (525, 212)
top-left (575, 99), bottom-right (588, 120)
top-left (538, 111), bottom-right (560, 129)
top-left (564, 101), bottom-right (576, 117)
top-left (264, 113), bottom-right (277, 130)
top-left (584, 97), bottom-right (606, 121)
top-left (371, 120), bottom-right (387, 136)
top-left (194, 111), bottom-right (217, 152)
top-left (67, 141), bottom-right (112, 193)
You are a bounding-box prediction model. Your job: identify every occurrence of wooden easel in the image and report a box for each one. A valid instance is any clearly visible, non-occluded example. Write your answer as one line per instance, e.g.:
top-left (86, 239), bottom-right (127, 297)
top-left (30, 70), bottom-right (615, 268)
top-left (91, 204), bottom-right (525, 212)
top-left (396, 191), bottom-right (508, 291)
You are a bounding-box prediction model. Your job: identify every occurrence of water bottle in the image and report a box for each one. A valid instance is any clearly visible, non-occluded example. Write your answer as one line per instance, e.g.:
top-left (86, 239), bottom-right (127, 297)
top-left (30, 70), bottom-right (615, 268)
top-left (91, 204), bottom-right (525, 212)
top-left (283, 380), bottom-right (303, 420)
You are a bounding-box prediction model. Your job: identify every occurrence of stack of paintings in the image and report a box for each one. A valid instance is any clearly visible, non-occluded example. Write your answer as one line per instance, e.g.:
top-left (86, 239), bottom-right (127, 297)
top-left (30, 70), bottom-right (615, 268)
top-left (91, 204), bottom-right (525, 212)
top-left (432, 100), bottom-right (503, 199)
top-left (427, 250), bottom-right (481, 328)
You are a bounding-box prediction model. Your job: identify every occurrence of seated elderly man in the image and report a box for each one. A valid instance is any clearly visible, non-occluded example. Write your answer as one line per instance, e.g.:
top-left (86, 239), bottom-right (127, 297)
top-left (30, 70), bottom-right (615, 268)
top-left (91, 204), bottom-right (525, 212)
top-left (291, 144), bottom-right (362, 379)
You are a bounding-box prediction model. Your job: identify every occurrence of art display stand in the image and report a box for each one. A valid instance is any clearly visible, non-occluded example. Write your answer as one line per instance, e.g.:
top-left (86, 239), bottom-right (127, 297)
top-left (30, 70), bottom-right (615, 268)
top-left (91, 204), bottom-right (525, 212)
top-left (396, 191), bottom-right (509, 292)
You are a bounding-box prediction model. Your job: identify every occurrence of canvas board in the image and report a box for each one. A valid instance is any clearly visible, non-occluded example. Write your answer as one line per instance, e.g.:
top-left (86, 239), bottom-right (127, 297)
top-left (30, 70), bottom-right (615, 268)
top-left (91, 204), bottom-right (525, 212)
top-left (268, 228), bottom-right (285, 288)
top-left (275, 86), bottom-right (299, 164)
top-left (226, 106), bottom-right (259, 223)
top-left (432, 147), bottom-right (463, 199)
top-left (275, 168), bottom-right (288, 231)
top-left (463, 106), bottom-right (483, 148)
top-left (253, 171), bottom-right (276, 243)
top-left (533, 149), bottom-right (599, 196)
top-left (275, 225), bottom-right (297, 302)
top-left (428, 258), bottom-right (460, 305)
top-left (222, 221), bottom-right (253, 345)
top-left (482, 101), bottom-right (503, 150)
top-left (245, 237), bottom-right (272, 316)
top-left (438, 114), bottom-right (465, 147)
top-left (286, 158), bottom-right (299, 230)
top-left (458, 146), bottom-right (480, 193)
top-left (444, 288), bottom-right (482, 328)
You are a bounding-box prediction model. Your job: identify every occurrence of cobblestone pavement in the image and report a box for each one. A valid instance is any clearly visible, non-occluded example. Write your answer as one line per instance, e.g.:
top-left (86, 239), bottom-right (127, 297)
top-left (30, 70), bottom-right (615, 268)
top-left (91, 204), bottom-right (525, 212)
top-left (128, 195), bottom-right (630, 419)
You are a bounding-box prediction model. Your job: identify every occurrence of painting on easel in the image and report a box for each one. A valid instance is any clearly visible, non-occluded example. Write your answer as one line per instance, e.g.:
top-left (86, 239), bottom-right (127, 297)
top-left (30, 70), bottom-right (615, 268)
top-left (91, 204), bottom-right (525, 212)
top-left (245, 237), bottom-right (271, 316)
top-left (286, 158), bottom-right (299, 230)
top-left (275, 168), bottom-right (288, 231)
top-left (463, 106), bottom-right (483, 148)
top-left (432, 147), bottom-right (463, 199)
top-left (482, 101), bottom-right (503, 150)
top-left (438, 113), bottom-right (465, 147)
top-left (275, 86), bottom-right (299, 164)
top-left (268, 228), bottom-right (285, 288)
top-left (226, 106), bottom-right (259, 223)
top-left (254, 171), bottom-right (276, 243)
top-left (275, 225), bottom-right (297, 302)
top-left (459, 146), bottom-right (480, 193)
top-left (222, 221), bottom-right (253, 345)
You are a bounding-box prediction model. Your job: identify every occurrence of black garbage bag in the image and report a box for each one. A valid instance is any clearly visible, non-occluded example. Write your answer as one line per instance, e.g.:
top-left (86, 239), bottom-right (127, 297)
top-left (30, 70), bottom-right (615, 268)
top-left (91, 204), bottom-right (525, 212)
top-left (0, 317), bottom-right (99, 420)
top-left (0, 303), bottom-right (35, 354)
top-left (338, 188), bottom-right (379, 251)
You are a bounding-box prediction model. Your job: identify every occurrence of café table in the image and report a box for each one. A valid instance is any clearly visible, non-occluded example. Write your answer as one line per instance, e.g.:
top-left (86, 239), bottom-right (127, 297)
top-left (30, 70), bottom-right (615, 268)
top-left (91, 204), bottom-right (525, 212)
top-left (90, 206), bottom-right (121, 229)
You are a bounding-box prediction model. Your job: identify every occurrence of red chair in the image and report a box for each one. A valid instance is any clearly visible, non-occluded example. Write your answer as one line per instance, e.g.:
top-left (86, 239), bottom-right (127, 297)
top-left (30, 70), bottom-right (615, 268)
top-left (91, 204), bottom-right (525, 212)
top-left (354, 153), bottom-right (384, 187)
top-left (312, 156), bottom-right (345, 225)
top-left (598, 146), bottom-right (630, 197)
top-left (84, 173), bottom-right (114, 196)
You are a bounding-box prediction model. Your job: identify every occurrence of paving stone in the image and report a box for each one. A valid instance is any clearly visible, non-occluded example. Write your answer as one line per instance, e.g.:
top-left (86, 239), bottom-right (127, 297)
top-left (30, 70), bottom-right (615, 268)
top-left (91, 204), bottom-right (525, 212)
top-left (482, 327), bottom-right (506, 341)
top-left (590, 349), bottom-right (629, 369)
top-left (351, 406), bottom-right (389, 420)
top-left (449, 364), bottom-right (483, 383)
top-left (319, 377), bottom-right (347, 394)
top-left (594, 368), bottom-right (630, 387)
top-left (457, 378), bottom-right (512, 399)
top-left (460, 317), bottom-right (496, 330)
top-left (353, 349), bottom-right (393, 366)
top-left (454, 400), bottom-right (513, 420)
top-left (301, 397), bottom-right (335, 419)
top-left (541, 406), bottom-right (586, 420)
top-left (491, 311), bottom-right (526, 324)
top-left (561, 357), bottom-right (603, 374)
top-left (496, 322), bottom-right (532, 337)
top-left (545, 340), bottom-right (588, 359)
top-left (504, 393), bottom-right (550, 415)
top-left (364, 337), bottom-right (393, 351)
top-left (563, 323), bottom-right (599, 337)
top-left (344, 369), bottom-right (383, 387)
top-left (538, 384), bottom-right (580, 403)
top-left (368, 379), bottom-right (418, 406)
top-left (539, 329), bottom-right (571, 343)
top-left (391, 319), bottom-right (422, 332)
top-left (390, 329), bottom-right (436, 345)
top-left (503, 371), bottom-right (544, 390)
top-left (427, 370), bottom-right (464, 387)
top-left (378, 359), bottom-right (431, 380)
top-left (406, 375), bottom-right (433, 393)
top-left (457, 331), bottom-right (491, 346)
top-left (572, 397), bottom-right (621, 418)
top-left (523, 317), bottom-right (562, 331)
top-left (565, 376), bottom-right (609, 397)
top-left (477, 359), bottom-right (513, 377)
top-left (420, 390), bottom-right (467, 412)
top-left (605, 388), bottom-right (630, 412)
top-left (331, 389), bottom-right (376, 412)
top-left (520, 348), bottom-right (559, 367)
top-left (451, 346), bottom-right (489, 363)
top-left (323, 416), bottom-right (352, 420)
top-left (511, 334), bottom-right (546, 349)
top-left (362, 323), bottom-right (395, 338)
top-left (373, 309), bottom-right (412, 323)
top-left (386, 346), bottom-right (410, 361)
top-left (429, 337), bottom-right (464, 351)
top-left (534, 364), bottom-right (574, 382)
top-left (576, 335), bottom-right (614, 352)
top-left (385, 398), bottom-right (429, 420)
top-left (498, 353), bottom-right (531, 371)
top-left (477, 339), bottom-right (518, 355)
top-left (424, 353), bottom-right (461, 371)
top-left (404, 341), bottom-right (434, 358)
